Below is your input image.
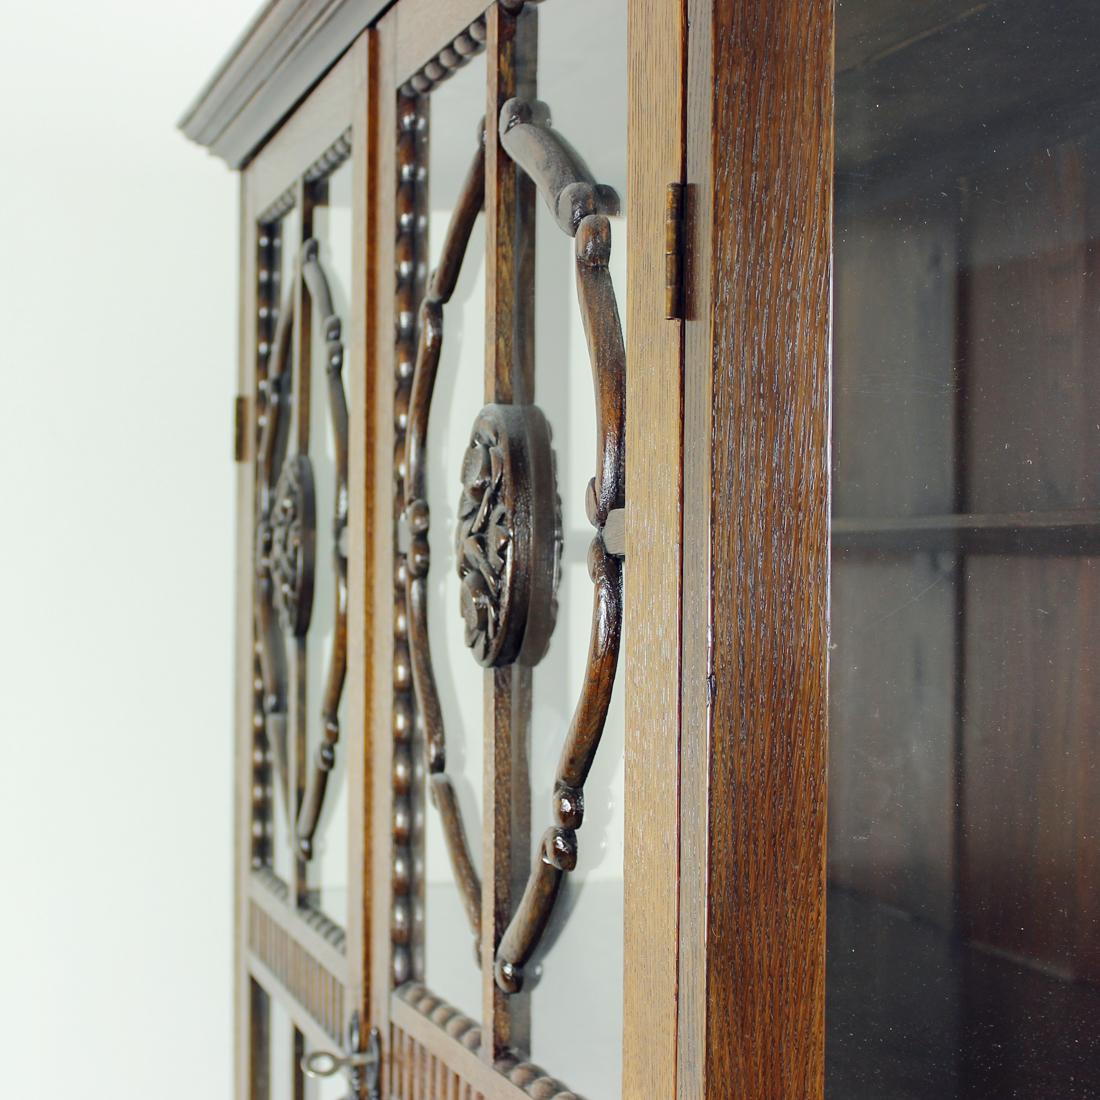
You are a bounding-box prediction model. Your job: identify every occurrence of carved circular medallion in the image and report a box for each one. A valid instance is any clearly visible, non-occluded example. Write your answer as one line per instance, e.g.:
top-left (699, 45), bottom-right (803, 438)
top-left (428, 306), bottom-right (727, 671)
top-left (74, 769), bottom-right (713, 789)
top-left (456, 404), bottom-right (561, 668)
top-left (270, 454), bottom-right (316, 637)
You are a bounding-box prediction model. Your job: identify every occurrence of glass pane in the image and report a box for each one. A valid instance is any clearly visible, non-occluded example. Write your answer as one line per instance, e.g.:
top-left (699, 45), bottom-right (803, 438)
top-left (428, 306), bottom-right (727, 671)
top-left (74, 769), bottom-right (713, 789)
top-left (268, 996), bottom-right (298, 1100)
top-left (303, 155), bottom-right (354, 924)
top-left (830, 4), bottom-right (1100, 1096)
top-left (264, 202), bottom-right (300, 889)
top-left (419, 49), bottom-right (487, 1023)
top-left (526, 2), bottom-right (627, 1097)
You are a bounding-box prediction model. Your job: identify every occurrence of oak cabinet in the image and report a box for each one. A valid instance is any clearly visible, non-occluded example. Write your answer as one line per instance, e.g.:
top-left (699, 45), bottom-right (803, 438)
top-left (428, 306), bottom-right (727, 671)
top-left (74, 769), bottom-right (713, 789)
top-left (182, 1), bottom-right (1099, 1096)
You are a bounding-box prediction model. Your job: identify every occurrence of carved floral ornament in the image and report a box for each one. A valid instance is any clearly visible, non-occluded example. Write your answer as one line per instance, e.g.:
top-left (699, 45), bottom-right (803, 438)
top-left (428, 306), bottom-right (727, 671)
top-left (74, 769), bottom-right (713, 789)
top-left (401, 92), bottom-right (625, 994)
top-left (456, 404), bottom-right (561, 668)
top-left (253, 231), bottom-right (349, 860)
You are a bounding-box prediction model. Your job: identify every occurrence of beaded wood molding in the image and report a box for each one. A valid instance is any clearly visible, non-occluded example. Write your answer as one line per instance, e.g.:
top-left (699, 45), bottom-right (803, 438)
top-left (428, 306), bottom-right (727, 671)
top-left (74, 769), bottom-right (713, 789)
top-left (399, 17), bottom-right (487, 98)
top-left (397, 2), bottom-right (551, 98)
top-left (390, 91), bottom-right (429, 989)
top-left (392, 984), bottom-right (585, 1100)
top-left (256, 127), bottom-right (353, 226)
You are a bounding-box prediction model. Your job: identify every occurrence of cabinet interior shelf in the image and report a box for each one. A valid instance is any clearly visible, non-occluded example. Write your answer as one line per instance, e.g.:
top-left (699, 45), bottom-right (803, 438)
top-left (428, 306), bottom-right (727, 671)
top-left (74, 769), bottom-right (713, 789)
top-left (831, 509), bottom-right (1100, 554)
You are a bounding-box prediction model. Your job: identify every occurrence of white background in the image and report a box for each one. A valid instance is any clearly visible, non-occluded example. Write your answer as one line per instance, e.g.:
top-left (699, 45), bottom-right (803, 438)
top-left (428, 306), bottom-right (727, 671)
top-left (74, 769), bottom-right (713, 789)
top-left (0, 2), bottom-right (255, 1096)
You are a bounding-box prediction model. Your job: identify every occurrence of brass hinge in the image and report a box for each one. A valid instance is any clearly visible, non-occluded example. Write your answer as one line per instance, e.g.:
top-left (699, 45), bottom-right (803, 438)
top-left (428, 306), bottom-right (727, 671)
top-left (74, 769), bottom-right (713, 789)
top-left (233, 395), bottom-right (247, 463)
top-left (665, 182), bottom-right (685, 320)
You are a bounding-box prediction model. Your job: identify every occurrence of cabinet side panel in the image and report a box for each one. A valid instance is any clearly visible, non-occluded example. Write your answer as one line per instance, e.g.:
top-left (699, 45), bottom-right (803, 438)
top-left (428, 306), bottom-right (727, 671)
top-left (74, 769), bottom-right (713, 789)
top-left (682, 0), bottom-right (833, 1096)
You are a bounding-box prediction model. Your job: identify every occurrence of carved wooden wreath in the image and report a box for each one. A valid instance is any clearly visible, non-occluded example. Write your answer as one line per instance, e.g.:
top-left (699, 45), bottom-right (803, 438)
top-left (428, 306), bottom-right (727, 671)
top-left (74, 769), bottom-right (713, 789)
top-left (255, 238), bottom-right (349, 860)
top-left (403, 97), bottom-right (625, 994)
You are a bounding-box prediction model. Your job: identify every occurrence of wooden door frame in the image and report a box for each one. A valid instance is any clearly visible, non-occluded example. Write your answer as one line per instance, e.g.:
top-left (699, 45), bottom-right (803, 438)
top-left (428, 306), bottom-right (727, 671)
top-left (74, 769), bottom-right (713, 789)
top-left (367, 0), bottom-right (693, 1095)
top-left (235, 33), bottom-right (373, 1098)
top-left (678, 1), bottom-right (834, 1098)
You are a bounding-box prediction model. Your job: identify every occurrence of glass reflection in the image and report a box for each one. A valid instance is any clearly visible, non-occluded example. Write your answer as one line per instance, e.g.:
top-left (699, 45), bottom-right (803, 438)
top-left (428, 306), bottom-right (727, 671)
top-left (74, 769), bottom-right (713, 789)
top-left (830, 3), bottom-right (1100, 1095)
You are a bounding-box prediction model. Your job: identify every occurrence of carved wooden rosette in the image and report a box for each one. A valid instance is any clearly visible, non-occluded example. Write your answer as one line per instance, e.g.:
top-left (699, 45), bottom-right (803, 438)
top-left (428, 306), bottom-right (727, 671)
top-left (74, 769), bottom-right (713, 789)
top-left (269, 454), bottom-right (316, 636)
top-left (456, 404), bottom-right (561, 668)
top-left (402, 93), bottom-right (625, 995)
top-left (253, 234), bottom-right (349, 862)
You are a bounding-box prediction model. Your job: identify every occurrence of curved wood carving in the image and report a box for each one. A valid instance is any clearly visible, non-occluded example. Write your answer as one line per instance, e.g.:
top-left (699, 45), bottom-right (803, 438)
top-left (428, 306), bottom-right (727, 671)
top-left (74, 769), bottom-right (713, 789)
top-left (404, 132), bottom-right (487, 946)
top-left (402, 95), bottom-right (626, 994)
top-left (493, 97), bottom-right (626, 993)
top-left (253, 235), bottom-right (349, 861)
top-left (295, 240), bottom-right (350, 858)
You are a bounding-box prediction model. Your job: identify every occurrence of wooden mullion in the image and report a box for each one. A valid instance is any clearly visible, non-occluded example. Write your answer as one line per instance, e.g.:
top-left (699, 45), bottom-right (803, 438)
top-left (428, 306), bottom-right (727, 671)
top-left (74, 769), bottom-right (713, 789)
top-left (481, 1), bottom-right (536, 1062)
top-left (290, 178), bottom-right (314, 909)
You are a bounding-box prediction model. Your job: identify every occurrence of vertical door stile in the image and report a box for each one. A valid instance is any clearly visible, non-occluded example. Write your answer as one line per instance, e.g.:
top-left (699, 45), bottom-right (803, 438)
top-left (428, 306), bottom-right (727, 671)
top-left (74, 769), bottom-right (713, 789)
top-left (346, 26), bottom-right (375, 1049)
top-left (622, 0), bottom-right (686, 1098)
top-left (239, 167), bottom-right (271, 1100)
top-left (481, 1), bottom-right (537, 1064)
top-left (369, 9), bottom-right (399, 1046)
top-left (680, 0), bottom-right (833, 1097)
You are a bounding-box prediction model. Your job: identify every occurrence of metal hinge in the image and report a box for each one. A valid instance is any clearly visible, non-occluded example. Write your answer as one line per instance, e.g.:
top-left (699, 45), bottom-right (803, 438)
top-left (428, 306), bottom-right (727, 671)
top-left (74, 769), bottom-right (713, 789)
top-left (233, 395), bottom-right (247, 463)
top-left (665, 182), bottom-right (685, 320)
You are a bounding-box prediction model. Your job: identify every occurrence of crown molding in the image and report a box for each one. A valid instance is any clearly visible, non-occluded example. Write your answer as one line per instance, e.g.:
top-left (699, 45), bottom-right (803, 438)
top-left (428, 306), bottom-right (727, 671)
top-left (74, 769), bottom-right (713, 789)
top-left (179, 0), bottom-right (391, 168)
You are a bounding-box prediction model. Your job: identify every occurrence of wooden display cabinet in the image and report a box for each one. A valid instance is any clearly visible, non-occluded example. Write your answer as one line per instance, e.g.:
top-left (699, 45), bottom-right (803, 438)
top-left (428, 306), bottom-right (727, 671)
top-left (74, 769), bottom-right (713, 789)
top-left (181, 1), bottom-right (1099, 1096)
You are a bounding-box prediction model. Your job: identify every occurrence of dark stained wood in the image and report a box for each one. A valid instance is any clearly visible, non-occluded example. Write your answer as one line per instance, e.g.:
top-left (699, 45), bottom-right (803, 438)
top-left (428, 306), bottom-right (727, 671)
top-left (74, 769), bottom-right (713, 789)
top-left (482, 1), bottom-right (535, 1060)
top-left (496, 97), bottom-right (620, 236)
top-left (681, 1), bottom-right (832, 1097)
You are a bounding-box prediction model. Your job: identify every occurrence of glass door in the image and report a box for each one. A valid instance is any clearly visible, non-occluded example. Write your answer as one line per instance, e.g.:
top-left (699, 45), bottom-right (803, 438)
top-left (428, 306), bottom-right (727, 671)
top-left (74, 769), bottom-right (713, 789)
top-left (369, 0), bottom-right (683, 1096)
top-left (236, 35), bottom-right (374, 1100)
top-left (830, 3), bottom-right (1100, 1095)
